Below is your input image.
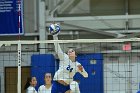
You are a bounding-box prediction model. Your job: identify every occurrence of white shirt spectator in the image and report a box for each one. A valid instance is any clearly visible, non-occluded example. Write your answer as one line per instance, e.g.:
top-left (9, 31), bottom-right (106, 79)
top-left (38, 85), bottom-right (52, 93)
top-left (26, 86), bottom-right (37, 93)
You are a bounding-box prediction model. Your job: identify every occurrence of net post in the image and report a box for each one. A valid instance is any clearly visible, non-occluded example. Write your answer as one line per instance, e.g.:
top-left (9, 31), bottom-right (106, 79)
top-left (17, 41), bottom-right (21, 93)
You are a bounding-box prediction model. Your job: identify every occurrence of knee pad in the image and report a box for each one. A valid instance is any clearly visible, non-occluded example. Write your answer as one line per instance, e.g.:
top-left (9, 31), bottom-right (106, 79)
top-left (70, 81), bottom-right (80, 93)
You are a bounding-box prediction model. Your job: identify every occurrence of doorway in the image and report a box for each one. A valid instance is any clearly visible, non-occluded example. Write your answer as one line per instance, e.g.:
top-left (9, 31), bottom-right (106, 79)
top-left (5, 67), bottom-right (30, 93)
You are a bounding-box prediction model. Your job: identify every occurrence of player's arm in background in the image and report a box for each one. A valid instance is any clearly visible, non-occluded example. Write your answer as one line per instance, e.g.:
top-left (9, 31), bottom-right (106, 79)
top-left (77, 64), bottom-right (88, 78)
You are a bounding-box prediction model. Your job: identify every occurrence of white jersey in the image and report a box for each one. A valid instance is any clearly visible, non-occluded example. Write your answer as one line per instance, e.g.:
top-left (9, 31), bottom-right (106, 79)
top-left (26, 86), bottom-right (37, 93)
top-left (53, 35), bottom-right (88, 84)
top-left (38, 85), bottom-right (52, 93)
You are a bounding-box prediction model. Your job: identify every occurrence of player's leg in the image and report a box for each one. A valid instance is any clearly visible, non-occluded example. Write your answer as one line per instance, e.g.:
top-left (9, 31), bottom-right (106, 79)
top-left (70, 81), bottom-right (80, 93)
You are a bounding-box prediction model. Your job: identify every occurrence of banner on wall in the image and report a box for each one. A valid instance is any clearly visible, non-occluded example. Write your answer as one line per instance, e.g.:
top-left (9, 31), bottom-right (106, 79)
top-left (0, 0), bottom-right (24, 35)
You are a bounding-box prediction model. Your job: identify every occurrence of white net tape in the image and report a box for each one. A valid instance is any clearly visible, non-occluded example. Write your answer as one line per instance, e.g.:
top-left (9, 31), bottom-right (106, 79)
top-left (0, 38), bottom-right (140, 45)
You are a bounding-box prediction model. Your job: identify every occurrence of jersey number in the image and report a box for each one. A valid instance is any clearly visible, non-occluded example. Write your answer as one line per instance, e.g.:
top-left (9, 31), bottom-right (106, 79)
top-left (66, 65), bottom-right (73, 72)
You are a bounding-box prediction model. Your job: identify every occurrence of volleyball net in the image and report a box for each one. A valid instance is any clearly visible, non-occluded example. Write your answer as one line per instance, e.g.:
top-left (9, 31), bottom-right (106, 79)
top-left (0, 38), bottom-right (140, 93)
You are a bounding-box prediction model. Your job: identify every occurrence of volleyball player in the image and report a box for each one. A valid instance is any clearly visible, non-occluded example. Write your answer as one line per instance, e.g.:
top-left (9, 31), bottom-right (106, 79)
top-left (51, 34), bottom-right (88, 93)
top-left (38, 73), bottom-right (52, 93)
top-left (24, 77), bottom-right (37, 93)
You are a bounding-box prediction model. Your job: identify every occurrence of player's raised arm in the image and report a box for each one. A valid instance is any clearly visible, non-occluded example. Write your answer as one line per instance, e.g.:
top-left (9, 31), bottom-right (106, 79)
top-left (53, 35), bottom-right (65, 59)
top-left (49, 24), bottom-right (66, 60)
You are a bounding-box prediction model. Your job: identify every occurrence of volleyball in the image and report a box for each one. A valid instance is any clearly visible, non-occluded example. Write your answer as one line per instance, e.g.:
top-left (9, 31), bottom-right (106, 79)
top-left (49, 24), bottom-right (60, 35)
